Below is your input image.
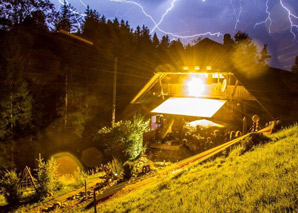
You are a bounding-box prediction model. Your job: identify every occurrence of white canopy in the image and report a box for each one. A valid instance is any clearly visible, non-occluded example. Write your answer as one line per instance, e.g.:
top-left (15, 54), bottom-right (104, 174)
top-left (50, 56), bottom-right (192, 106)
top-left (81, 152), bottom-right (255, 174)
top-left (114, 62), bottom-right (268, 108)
top-left (152, 97), bottom-right (226, 118)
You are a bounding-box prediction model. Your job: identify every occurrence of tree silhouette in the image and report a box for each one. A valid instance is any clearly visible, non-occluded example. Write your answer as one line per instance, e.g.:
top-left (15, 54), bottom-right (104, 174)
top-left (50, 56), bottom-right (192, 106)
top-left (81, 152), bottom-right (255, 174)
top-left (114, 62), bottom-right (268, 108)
top-left (0, 0), bottom-right (55, 30)
top-left (55, 0), bottom-right (80, 32)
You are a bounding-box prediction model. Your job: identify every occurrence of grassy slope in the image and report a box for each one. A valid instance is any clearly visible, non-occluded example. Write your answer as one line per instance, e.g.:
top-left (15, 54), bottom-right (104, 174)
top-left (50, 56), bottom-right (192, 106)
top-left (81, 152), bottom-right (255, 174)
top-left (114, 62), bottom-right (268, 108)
top-left (90, 125), bottom-right (298, 212)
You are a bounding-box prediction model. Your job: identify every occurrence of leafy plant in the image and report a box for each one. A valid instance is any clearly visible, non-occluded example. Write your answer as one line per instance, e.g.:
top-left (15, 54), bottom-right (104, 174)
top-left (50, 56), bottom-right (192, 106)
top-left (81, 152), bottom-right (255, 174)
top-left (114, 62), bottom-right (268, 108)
top-left (107, 158), bottom-right (124, 179)
top-left (96, 114), bottom-right (150, 161)
top-left (0, 170), bottom-right (21, 205)
top-left (74, 167), bottom-right (88, 186)
top-left (35, 156), bottom-right (58, 199)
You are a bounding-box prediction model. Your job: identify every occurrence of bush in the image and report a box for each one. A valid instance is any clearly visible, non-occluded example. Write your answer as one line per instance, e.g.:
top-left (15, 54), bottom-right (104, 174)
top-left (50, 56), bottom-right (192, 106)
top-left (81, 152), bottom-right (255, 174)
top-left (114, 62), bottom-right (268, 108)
top-left (35, 156), bottom-right (58, 199)
top-left (0, 170), bottom-right (21, 205)
top-left (74, 167), bottom-right (88, 186)
top-left (241, 133), bottom-right (270, 154)
top-left (95, 114), bottom-right (150, 161)
top-left (107, 158), bottom-right (124, 179)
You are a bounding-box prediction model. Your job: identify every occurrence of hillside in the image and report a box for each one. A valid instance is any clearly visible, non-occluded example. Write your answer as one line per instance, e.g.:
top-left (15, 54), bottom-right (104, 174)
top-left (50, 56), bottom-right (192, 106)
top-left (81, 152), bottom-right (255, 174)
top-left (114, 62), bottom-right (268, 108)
top-left (86, 125), bottom-right (298, 212)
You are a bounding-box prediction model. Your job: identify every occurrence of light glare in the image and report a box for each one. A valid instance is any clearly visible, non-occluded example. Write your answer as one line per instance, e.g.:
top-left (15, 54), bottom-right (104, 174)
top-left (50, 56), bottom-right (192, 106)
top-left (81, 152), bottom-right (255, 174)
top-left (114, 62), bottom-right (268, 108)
top-left (186, 77), bottom-right (205, 97)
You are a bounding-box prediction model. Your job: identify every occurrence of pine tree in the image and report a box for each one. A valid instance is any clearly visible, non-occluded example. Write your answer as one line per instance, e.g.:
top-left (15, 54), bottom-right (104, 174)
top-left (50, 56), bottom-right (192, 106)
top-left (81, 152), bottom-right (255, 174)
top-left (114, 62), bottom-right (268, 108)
top-left (152, 33), bottom-right (160, 49)
top-left (259, 44), bottom-right (271, 65)
top-left (55, 0), bottom-right (80, 32)
top-left (232, 31), bottom-right (268, 77)
top-left (81, 6), bottom-right (101, 39)
top-left (0, 35), bottom-right (32, 140)
top-left (0, 0), bottom-right (55, 30)
top-left (0, 35), bottom-right (32, 167)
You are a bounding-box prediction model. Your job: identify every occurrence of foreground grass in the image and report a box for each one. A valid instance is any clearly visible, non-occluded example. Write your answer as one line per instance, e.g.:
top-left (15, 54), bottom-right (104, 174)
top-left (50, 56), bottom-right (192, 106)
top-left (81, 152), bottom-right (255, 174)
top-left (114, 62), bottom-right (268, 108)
top-left (88, 125), bottom-right (298, 212)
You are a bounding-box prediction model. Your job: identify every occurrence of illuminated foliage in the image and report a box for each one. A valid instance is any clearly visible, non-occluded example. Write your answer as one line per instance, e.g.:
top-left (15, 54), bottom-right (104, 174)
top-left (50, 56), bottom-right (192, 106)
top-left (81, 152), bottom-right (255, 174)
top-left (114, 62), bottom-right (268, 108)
top-left (0, 170), bottom-right (21, 205)
top-left (232, 31), bottom-right (270, 78)
top-left (96, 114), bottom-right (150, 161)
top-left (107, 157), bottom-right (124, 179)
top-left (35, 156), bottom-right (58, 199)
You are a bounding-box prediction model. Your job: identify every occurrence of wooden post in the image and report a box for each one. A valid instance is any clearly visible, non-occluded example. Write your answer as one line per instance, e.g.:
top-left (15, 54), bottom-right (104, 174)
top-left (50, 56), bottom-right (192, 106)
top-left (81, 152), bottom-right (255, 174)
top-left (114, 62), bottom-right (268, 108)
top-left (65, 66), bottom-right (68, 126)
top-left (93, 189), bottom-right (97, 213)
top-left (112, 57), bottom-right (117, 125)
top-left (26, 166), bottom-right (37, 191)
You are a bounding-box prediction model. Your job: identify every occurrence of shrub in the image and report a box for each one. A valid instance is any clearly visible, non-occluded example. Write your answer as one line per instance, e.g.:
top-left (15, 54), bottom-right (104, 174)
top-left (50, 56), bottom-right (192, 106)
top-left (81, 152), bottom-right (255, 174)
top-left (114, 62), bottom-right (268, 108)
top-left (95, 114), bottom-right (150, 161)
top-left (35, 156), bottom-right (58, 199)
top-left (107, 158), bottom-right (124, 179)
top-left (241, 133), bottom-right (270, 154)
top-left (0, 170), bottom-right (21, 205)
top-left (74, 167), bottom-right (88, 186)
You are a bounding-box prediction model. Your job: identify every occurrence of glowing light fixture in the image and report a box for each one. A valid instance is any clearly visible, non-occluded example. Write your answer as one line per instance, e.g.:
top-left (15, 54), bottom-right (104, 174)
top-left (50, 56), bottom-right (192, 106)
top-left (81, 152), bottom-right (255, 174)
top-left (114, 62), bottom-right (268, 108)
top-left (195, 66), bottom-right (200, 70)
top-left (183, 66), bottom-right (189, 71)
top-left (186, 77), bottom-right (205, 97)
top-left (212, 73), bottom-right (225, 78)
top-left (152, 97), bottom-right (226, 118)
top-left (206, 66), bottom-right (212, 70)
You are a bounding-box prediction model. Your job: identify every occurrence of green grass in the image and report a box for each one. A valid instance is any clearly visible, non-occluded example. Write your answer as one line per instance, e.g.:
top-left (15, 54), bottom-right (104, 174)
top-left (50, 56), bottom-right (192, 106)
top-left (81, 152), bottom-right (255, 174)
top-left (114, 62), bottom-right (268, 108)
top-left (86, 125), bottom-right (298, 212)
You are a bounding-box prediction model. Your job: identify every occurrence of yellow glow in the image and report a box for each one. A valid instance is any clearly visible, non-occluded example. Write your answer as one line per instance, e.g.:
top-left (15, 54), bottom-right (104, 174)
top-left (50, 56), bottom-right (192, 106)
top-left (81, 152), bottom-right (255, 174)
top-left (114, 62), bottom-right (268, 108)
top-left (51, 152), bottom-right (83, 177)
top-left (186, 77), bottom-right (205, 97)
top-left (152, 97), bottom-right (226, 117)
top-left (206, 66), bottom-right (212, 70)
top-left (195, 66), bottom-right (200, 70)
top-left (183, 66), bottom-right (189, 70)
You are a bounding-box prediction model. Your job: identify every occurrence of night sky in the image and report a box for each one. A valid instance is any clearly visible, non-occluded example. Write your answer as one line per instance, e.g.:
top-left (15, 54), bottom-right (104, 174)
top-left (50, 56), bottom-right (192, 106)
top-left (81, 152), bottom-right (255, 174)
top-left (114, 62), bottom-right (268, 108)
top-left (53, 0), bottom-right (298, 71)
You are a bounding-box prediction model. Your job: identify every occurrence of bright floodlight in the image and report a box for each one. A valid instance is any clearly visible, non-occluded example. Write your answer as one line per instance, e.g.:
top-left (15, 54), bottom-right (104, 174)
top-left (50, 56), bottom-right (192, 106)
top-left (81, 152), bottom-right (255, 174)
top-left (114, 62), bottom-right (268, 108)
top-left (152, 97), bottom-right (226, 118)
top-left (187, 77), bottom-right (205, 97)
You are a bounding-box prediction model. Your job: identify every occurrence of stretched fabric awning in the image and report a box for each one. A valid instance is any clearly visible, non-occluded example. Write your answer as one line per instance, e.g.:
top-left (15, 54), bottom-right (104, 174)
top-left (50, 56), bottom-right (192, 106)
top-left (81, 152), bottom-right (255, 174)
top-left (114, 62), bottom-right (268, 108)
top-left (189, 119), bottom-right (225, 127)
top-left (152, 97), bottom-right (226, 118)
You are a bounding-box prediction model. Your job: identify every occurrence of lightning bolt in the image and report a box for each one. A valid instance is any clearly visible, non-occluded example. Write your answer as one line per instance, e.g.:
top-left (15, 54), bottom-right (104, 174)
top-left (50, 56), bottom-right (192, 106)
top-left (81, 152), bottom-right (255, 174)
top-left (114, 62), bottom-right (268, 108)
top-left (254, 0), bottom-right (272, 33)
top-left (279, 0), bottom-right (298, 40)
top-left (230, 0), bottom-right (243, 30)
top-left (78, 0), bottom-right (87, 8)
top-left (58, 0), bottom-right (86, 31)
top-left (110, 0), bottom-right (222, 39)
top-left (150, 0), bottom-right (178, 34)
